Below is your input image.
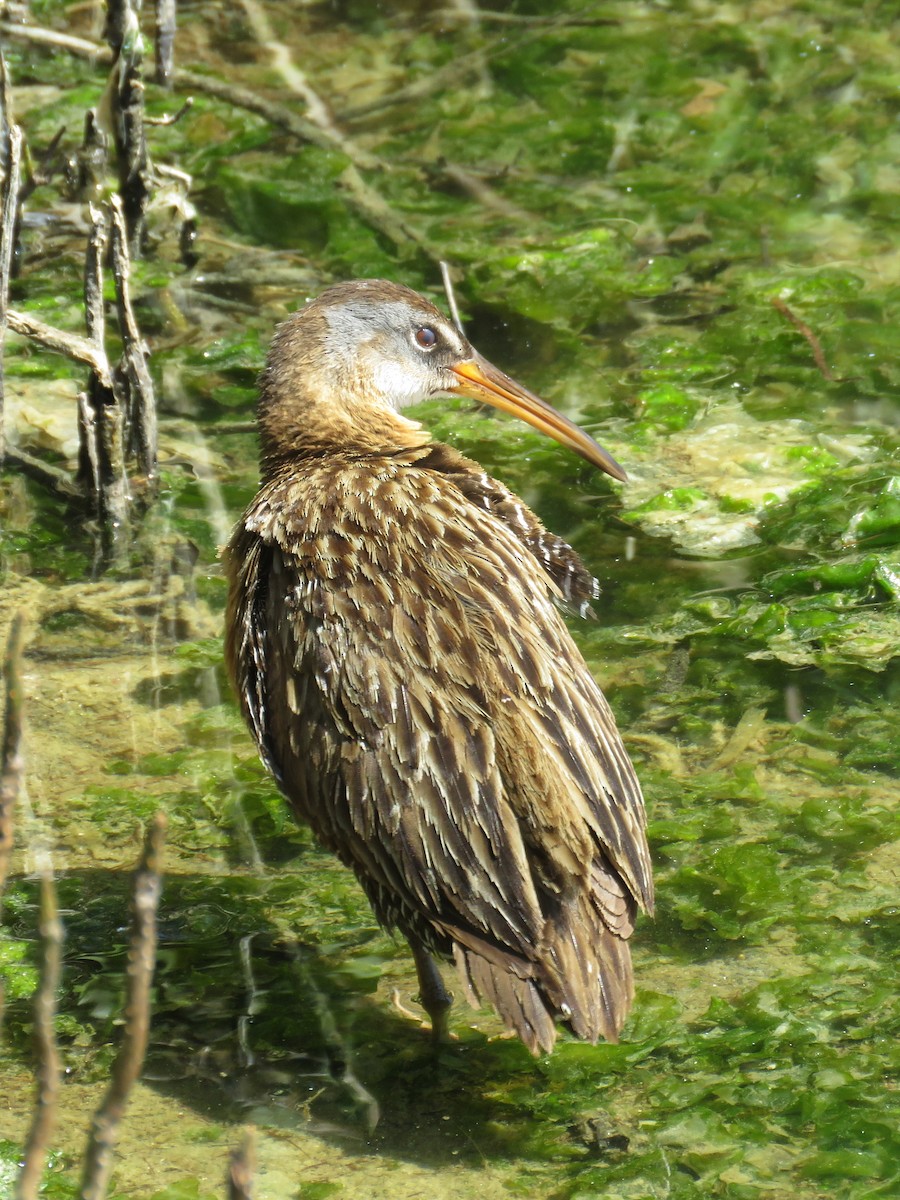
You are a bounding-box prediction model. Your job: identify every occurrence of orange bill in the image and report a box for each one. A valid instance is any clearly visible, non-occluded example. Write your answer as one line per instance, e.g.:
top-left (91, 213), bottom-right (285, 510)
top-left (449, 354), bottom-right (627, 482)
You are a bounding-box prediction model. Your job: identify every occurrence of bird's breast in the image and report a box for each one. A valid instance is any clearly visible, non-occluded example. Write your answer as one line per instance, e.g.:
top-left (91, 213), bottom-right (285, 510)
top-left (249, 457), bottom-right (533, 596)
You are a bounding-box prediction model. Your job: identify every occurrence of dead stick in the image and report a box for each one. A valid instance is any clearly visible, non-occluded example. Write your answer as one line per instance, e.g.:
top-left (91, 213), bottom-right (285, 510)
top-left (2, 448), bottom-right (83, 500)
top-left (238, 0), bottom-right (369, 165)
top-left (0, 612), bottom-right (25, 904)
top-left (337, 26), bottom-right (543, 122)
top-left (84, 204), bottom-right (107, 351)
top-left (227, 1131), bottom-right (256, 1200)
top-left (433, 161), bottom-right (531, 222)
top-left (771, 296), bottom-right (835, 381)
top-left (0, 112), bottom-right (23, 464)
top-left (6, 309), bottom-right (113, 385)
top-left (16, 871), bottom-right (64, 1200)
top-left (338, 163), bottom-right (430, 255)
top-left (109, 194), bottom-right (157, 482)
top-left (435, 8), bottom-right (618, 25)
top-left (0, 44), bottom-right (13, 118)
top-left (171, 68), bottom-right (436, 258)
top-left (440, 261), bottom-right (465, 337)
top-left (154, 0), bottom-right (176, 88)
top-left (171, 67), bottom-right (382, 171)
top-left (78, 204), bottom-right (130, 541)
top-left (0, 612), bottom-right (26, 1034)
top-left (0, 23), bottom-right (110, 60)
top-left (80, 812), bottom-right (167, 1200)
top-left (107, 0), bottom-right (152, 256)
top-left (145, 98), bottom-right (192, 126)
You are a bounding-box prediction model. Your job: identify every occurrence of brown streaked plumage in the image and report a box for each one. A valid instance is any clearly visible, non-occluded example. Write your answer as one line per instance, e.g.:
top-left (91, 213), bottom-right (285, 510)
top-left (223, 279), bottom-right (652, 1055)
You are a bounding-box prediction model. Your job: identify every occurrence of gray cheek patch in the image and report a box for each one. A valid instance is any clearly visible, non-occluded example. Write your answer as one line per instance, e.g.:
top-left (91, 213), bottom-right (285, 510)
top-left (321, 301), bottom-right (465, 409)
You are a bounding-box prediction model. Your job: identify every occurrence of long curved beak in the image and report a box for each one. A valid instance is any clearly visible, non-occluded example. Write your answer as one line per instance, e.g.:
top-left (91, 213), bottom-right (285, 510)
top-left (449, 353), bottom-right (627, 482)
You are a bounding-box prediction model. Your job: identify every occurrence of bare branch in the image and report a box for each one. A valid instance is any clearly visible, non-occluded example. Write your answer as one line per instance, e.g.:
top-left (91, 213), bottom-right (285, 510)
top-left (227, 1131), bottom-right (256, 1200)
top-left (16, 871), bottom-right (64, 1200)
top-left (238, 0), bottom-right (372, 165)
top-left (110, 194), bottom-right (157, 484)
top-left (440, 261), bottom-right (465, 337)
top-left (2, 447), bottom-right (83, 499)
top-left (0, 21), bottom-right (112, 61)
top-left (77, 204), bottom-right (130, 541)
top-left (432, 161), bottom-right (530, 222)
top-left (154, 0), bottom-right (177, 88)
top-left (80, 812), bottom-right (167, 1200)
top-left (0, 611), bottom-right (25, 897)
top-left (0, 94), bottom-right (23, 463)
top-left (5, 309), bottom-right (113, 385)
top-left (0, 43), bottom-right (14, 119)
top-left (0, 612), bottom-right (26, 1031)
top-left (337, 163), bottom-right (431, 257)
top-left (434, 7), bottom-right (618, 25)
top-left (145, 97), bottom-right (193, 126)
top-left (771, 295), bottom-right (835, 382)
top-left (106, 0), bottom-right (152, 255)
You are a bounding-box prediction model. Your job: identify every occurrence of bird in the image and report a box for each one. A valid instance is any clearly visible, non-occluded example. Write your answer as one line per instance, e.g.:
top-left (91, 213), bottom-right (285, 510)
top-left (223, 279), bottom-right (652, 1055)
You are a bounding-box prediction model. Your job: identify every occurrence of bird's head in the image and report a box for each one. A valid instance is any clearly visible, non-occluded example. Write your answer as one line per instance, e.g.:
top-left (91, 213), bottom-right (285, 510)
top-left (258, 278), bottom-right (626, 480)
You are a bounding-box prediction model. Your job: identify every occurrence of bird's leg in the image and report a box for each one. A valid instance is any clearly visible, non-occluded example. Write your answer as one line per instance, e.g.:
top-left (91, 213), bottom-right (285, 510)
top-left (410, 941), bottom-right (453, 1046)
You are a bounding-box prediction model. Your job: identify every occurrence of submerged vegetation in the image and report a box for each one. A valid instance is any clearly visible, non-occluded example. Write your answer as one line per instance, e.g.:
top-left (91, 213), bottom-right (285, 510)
top-left (0, 1), bottom-right (897, 1198)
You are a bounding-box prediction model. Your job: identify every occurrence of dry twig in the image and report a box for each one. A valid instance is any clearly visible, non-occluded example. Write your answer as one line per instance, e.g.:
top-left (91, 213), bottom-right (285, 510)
top-left (0, 613), bottom-right (26, 1029)
top-left (0, 68), bottom-right (23, 463)
top-left (2, 447), bottom-right (83, 499)
top-left (431, 161), bottom-right (531, 223)
top-left (0, 21), bottom-right (111, 60)
top-left (435, 7), bottom-right (617, 25)
top-left (110, 194), bottom-right (158, 483)
top-left (5, 309), bottom-right (113, 385)
top-left (173, 68), bottom-right (434, 255)
top-left (106, 0), bottom-right (152, 255)
top-left (0, 613), bottom-right (25, 900)
top-left (154, 0), bottom-right (177, 88)
top-left (771, 295), bottom-right (835, 381)
top-left (440, 261), bottom-right (465, 336)
top-left (80, 812), bottom-right (168, 1200)
top-left (238, 0), bottom-right (369, 163)
top-left (77, 204), bottom-right (130, 541)
top-left (145, 97), bottom-right (193, 126)
top-left (16, 872), bottom-right (64, 1200)
top-left (227, 1131), bottom-right (256, 1200)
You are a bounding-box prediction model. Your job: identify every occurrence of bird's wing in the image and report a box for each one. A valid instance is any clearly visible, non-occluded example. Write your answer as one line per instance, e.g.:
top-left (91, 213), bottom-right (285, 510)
top-left (417, 443), bottom-right (601, 614)
top-left (224, 457), bottom-right (651, 1043)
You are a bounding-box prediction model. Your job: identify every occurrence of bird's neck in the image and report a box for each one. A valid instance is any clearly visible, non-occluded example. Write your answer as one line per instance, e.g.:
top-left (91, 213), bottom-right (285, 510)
top-left (257, 384), bottom-right (431, 472)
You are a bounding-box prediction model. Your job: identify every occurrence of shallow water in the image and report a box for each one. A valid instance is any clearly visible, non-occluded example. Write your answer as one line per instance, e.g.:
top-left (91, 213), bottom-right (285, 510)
top-left (1, 2), bottom-right (898, 1198)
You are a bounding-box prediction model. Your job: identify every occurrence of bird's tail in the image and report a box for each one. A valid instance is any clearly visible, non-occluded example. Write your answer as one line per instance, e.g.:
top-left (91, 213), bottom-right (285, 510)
top-left (450, 868), bottom-right (636, 1055)
top-left (453, 941), bottom-right (559, 1054)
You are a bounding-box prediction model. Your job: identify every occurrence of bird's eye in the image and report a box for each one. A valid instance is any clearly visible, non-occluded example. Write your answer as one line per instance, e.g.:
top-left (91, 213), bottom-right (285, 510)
top-left (414, 326), bottom-right (438, 350)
